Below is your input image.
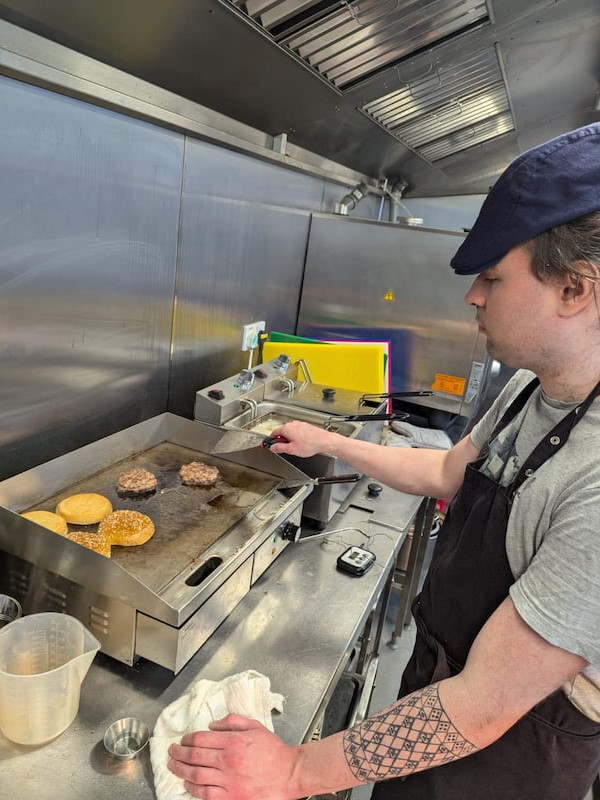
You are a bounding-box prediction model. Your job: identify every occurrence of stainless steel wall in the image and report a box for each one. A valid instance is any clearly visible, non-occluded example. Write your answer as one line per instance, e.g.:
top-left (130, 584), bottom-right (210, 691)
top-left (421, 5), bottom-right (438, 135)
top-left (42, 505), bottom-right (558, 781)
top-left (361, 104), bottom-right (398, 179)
top-left (297, 214), bottom-right (487, 419)
top-left (0, 75), bottom-right (182, 478)
top-left (168, 140), bottom-right (382, 418)
top-left (0, 71), bottom-right (384, 477)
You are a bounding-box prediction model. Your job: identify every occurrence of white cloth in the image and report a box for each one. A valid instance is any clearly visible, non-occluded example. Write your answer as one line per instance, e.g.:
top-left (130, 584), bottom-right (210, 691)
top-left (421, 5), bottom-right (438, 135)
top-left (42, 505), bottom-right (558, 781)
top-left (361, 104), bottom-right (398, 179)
top-left (388, 420), bottom-right (452, 450)
top-left (150, 669), bottom-right (284, 800)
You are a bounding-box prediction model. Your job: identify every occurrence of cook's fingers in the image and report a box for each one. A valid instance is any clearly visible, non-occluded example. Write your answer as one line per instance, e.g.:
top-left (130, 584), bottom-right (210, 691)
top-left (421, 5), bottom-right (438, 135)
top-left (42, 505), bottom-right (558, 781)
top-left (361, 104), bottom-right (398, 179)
top-left (169, 744), bottom-right (222, 768)
top-left (183, 780), bottom-right (226, 800)
top-left (168, 758), bottom-right (218, 784)
top-left (167, 759), bottom-right (225, 800)
top-left (177, 717), bottom-right (265, 749)
top-left (209, 714), bottom-right (265, 732)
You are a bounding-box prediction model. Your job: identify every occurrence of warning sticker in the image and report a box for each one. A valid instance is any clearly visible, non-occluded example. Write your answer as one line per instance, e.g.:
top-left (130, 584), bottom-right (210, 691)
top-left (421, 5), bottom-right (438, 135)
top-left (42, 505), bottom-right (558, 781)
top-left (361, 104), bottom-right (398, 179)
top-left (431, 373), bottom-right (466, 396)
top-left (383, 289), bottom-right (395, 301)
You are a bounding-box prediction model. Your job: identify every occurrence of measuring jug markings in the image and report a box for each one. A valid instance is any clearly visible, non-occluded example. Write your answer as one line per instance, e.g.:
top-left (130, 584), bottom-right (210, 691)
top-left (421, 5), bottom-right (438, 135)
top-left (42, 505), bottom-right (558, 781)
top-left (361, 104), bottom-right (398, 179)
top-left (0, 613), bottom-right (100, 745)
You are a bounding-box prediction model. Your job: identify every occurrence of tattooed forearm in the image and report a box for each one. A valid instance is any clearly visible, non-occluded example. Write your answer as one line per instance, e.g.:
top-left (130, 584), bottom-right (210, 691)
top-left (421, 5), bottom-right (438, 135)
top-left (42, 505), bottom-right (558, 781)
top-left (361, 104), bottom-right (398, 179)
top-left (343, 683), bottom-right (478, 782)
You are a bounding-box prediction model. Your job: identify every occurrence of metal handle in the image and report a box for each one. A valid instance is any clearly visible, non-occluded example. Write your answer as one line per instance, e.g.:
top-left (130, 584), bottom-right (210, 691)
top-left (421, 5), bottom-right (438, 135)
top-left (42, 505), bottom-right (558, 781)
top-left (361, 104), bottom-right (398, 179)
top-left (315, 473), bottom-right (360, 485)
top-left (359, 391), bottom-right (434, 407)
top-left (338, 412), bottom-right (409, 422)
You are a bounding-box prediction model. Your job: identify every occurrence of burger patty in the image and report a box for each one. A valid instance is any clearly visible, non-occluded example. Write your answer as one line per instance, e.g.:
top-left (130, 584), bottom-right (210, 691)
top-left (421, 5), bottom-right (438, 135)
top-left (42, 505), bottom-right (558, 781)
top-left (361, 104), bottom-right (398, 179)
top-left (116, 467), bottom-right (158, 495)
top-left (179, 461), bottom-right (220, 487)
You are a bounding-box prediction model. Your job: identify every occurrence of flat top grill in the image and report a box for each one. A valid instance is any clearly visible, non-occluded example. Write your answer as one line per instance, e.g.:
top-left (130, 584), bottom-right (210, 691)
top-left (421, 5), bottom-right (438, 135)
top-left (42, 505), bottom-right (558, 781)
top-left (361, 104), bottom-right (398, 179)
top-left (24, 441), bottom-right (279, 594)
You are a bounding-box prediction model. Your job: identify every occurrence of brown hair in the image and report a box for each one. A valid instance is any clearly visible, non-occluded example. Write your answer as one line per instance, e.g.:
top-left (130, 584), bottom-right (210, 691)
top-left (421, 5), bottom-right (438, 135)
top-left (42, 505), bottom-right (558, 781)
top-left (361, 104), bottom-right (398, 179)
top-left (526, 210), bottom-right (600, 282)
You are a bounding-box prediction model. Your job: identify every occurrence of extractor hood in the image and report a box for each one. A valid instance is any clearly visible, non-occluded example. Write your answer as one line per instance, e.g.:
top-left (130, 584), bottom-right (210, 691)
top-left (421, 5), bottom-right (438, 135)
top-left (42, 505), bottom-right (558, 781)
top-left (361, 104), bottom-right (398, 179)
top-left (0, 0), bottom-right (598, 196)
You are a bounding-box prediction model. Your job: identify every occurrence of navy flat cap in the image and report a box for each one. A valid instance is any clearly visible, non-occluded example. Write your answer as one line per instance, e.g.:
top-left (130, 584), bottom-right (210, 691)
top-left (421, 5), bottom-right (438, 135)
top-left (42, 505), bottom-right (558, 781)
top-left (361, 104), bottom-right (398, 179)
top-left (451, 123), bottom-right (600, 275)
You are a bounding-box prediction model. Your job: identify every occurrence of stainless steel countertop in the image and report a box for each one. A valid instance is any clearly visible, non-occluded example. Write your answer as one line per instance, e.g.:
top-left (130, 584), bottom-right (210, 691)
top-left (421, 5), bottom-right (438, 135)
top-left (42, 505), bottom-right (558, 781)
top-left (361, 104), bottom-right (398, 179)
top-left (0, 482), bottom-right (422, 799)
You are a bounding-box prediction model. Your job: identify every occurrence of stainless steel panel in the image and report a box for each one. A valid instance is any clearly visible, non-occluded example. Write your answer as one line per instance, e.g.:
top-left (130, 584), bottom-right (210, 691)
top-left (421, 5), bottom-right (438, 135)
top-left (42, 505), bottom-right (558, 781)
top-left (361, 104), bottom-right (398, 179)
top-left (136, 557), bottom-right (254, 673)
top-left (251, 505), bottom-right (301, 583)
top-left (1, 552), bottom-right (137, 665)
top-left (0, 18), bottom-right (378, 189)
top-left (0, 74), bottom-right (182, 479)
top-left (169, 138), bottom-right (327, 418)
top-left (297, 213), bottom-right (487, 417)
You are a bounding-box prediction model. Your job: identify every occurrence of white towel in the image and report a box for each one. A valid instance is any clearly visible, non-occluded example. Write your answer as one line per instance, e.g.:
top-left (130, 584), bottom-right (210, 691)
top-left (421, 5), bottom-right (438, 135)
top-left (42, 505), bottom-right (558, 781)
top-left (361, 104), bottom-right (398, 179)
top-left (150, 669), bottom-right (284, 800)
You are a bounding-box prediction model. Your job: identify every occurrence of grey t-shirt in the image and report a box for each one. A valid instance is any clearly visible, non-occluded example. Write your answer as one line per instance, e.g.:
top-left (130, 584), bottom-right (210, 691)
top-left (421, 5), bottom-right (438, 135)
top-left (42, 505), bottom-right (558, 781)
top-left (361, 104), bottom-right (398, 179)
top-left (470, 369), bottom-right (600, 720)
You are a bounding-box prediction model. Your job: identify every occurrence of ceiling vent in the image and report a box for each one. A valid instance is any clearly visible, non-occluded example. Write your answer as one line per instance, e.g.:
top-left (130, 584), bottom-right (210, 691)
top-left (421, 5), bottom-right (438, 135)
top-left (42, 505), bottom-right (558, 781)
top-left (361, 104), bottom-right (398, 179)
top-left (360, 43), bottom-right (515, 163)
top-left (228, 0), bottom-right (490, 90)
top-left (226, 1), bottom-right (514, 164)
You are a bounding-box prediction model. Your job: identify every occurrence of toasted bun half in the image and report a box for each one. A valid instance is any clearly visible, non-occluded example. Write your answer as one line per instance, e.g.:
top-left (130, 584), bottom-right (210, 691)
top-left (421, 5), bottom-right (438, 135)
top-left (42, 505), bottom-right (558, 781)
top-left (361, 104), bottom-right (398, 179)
top-left (66, 530), bottom-right (111, 557)
top-left (55, 493), bottom-right (113, 525)
top-left (98, 509), bottom-right (155, 547)
top-left (20, 510), bottom-right (68, 535)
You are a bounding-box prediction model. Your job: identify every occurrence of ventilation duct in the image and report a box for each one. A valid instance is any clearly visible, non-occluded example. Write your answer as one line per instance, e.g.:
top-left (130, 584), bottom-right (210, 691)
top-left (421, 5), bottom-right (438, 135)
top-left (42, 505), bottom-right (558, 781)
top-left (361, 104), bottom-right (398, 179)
top-left (228, 0), bottom-right (490, 90)
top-left (360, 42), bottom-right (515, 164)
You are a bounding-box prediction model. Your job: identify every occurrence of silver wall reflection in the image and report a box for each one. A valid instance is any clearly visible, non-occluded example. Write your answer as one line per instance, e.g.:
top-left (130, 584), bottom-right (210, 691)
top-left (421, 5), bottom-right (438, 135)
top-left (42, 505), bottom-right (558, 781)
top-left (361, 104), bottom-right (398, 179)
top-left (0, 72), bottom-right (385, 478)
top-left (169, 141), bottom-right (371, 418)
top-left (297, 214), bottom-right (486, 418)
top-left (0, 75), bottom-right (182, 478)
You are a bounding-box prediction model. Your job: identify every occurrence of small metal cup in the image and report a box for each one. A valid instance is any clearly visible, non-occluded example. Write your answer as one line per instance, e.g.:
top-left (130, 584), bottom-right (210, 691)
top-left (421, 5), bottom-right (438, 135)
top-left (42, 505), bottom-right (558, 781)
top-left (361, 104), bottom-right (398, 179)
top-left (0, 595), bottom-right (22, 629)
top-left (103, 718), bottom-right (150, 760)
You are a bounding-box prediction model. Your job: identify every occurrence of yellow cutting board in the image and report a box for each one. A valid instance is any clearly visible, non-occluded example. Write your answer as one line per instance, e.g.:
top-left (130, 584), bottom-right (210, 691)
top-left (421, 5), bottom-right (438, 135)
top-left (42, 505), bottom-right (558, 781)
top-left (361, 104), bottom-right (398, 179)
top-left (262, 341), bottom-right (387, 393)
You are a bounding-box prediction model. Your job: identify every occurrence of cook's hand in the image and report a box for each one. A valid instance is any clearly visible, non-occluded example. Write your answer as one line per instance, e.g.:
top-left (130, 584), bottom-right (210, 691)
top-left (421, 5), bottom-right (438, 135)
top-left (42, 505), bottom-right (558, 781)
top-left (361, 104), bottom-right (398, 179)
top-left (268, 420), bottom-right (340, 458)
top-left (168, 714), bottom-right (303, 800)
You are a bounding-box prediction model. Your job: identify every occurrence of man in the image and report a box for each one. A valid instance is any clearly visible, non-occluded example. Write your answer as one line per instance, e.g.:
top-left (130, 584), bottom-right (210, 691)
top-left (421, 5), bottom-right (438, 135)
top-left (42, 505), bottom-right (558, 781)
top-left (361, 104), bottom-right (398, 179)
top-left (168, 124), bottom-right (600, 799)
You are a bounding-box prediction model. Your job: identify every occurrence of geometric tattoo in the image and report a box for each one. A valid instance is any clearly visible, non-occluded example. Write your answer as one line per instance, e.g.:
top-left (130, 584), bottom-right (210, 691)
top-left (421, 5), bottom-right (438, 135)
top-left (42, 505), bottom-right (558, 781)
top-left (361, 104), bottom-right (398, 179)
top-left (343, 683), bottom-right (478, 782)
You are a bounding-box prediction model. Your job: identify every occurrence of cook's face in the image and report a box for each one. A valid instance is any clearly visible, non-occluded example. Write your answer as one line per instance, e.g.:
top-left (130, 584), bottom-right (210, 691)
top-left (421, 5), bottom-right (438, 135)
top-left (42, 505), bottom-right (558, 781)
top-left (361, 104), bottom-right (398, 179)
top-left (464, 245), bottom-right (558, 369)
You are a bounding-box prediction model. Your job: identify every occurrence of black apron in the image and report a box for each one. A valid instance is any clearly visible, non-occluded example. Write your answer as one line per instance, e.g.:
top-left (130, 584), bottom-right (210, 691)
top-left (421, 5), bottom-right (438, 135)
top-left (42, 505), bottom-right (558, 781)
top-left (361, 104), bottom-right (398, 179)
top-left (373, 378), bottom-right (600, 800)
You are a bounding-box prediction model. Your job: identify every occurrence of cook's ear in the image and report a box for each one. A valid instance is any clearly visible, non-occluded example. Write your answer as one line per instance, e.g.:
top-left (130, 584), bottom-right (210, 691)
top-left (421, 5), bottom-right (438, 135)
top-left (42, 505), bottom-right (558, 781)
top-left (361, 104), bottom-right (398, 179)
top-left (558, 261), bottom-right (599, 315)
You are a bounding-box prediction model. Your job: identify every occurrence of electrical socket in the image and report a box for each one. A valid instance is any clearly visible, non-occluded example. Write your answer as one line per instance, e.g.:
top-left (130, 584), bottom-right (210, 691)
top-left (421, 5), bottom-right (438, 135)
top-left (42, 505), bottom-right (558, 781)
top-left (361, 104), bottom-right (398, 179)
top-left (241, 320), bottom-right (265, 351)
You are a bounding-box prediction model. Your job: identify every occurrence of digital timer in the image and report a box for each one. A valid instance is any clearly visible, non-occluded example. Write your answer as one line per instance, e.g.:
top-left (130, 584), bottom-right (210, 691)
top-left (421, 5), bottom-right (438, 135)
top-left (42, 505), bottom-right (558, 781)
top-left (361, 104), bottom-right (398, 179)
top-left (336, 545), bottom-right (376, 576)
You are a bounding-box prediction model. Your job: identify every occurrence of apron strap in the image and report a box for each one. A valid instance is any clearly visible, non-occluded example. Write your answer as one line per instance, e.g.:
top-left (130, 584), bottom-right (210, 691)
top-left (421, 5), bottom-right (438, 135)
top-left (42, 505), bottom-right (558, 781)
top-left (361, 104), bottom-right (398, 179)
top-left (489, 377), bottom-right (539, 441)
top-left (510, 377), bottom-right (600, 497)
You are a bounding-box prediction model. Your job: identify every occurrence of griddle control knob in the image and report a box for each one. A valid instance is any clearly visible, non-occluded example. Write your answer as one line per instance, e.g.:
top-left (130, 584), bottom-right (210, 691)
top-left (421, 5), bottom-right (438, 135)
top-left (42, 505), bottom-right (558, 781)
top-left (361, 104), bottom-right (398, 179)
top-left (367, 482), bottom-right (383, 498)
top-left (208, 389), bottom-right (225, 400)
top-left (279, 521), bottom-right (301, 542)
top-left (322, 387), bottom-right (336, 401)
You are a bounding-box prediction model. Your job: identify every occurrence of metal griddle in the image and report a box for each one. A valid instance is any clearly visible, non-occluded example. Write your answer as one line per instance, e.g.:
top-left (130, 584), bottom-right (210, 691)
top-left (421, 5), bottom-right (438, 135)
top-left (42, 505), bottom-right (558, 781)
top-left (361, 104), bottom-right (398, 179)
top-left (27, 441), bottom-right (279, 594)
top-left (0, 413), bottom-right (313, 672)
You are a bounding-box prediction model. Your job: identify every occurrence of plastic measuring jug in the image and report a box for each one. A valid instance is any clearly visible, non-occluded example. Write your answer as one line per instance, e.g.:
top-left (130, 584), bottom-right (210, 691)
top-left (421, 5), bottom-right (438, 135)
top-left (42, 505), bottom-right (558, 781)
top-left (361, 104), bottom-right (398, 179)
top-left (0, 612), bottom-right (100, 745)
